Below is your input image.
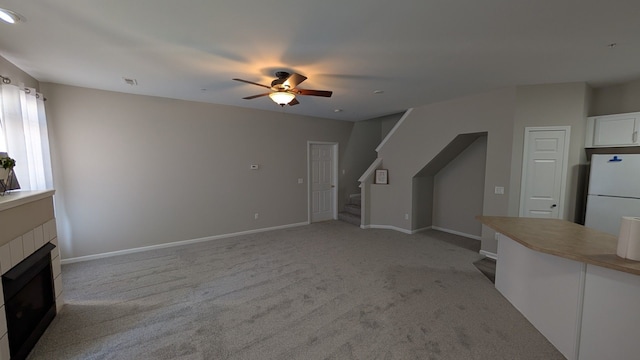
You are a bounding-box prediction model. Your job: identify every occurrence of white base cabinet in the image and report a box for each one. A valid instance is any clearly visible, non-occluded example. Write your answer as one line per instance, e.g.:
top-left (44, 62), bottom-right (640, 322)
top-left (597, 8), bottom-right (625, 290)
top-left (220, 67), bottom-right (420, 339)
top-left (579, 265), bottom-right (640, 360)
top-left (496, 235), bottom-right (583, 360)
top-left (496, 234), bottom-right (640, 360)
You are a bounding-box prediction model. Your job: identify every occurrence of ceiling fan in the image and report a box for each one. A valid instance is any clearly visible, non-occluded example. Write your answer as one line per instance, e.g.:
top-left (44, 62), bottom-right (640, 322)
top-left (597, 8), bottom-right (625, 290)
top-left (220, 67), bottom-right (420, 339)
top-left (233, 71), bottom-right (332, 106)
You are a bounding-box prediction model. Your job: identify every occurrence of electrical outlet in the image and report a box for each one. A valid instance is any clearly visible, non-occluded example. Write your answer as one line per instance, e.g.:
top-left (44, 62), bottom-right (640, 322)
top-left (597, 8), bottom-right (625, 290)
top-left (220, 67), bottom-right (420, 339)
top-left (404, 213), bottom-right (409, 220)
top-left (298, 178), bottom-right (303, 184)
top-left (494, 232), bottom-right (500, 241)
top-left (494, 186), bottom-right (504, 195)
top-left (254, 213), bottom-right (259, 220)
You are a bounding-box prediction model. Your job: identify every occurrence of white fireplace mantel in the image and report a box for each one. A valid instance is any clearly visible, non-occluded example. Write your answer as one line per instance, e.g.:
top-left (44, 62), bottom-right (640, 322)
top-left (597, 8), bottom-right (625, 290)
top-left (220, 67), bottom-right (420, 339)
top-left (0, 190), bottom-right (62, 360)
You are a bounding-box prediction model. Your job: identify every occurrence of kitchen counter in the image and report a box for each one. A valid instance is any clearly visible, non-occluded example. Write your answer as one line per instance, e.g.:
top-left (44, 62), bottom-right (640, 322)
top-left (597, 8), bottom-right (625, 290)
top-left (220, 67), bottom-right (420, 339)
top-left (477, 216), bottom-right (640, 360)
top-left (477, 216), bottom-right (640, 275)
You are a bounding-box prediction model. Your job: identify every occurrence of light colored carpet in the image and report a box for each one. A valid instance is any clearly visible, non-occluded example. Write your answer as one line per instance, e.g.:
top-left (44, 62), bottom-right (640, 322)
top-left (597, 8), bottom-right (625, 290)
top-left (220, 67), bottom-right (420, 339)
top-left (28, 221), bottom-right (564, 360)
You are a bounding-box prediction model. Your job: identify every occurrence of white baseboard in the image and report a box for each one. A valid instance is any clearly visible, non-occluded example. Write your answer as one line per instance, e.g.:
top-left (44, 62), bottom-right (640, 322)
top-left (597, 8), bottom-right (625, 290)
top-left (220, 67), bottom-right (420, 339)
top-left (360, 224), bottom-right (413, 234)
top-left (361, 225), bottom-right (432, 235)
top-left (411, 226), bottom-right (432, 234)
top-left (61, 222), bottom-right (310, 265)
top-left (480, 250), bottom-right (497, 260)
top-left (431, 226), bottom-right (482, 241)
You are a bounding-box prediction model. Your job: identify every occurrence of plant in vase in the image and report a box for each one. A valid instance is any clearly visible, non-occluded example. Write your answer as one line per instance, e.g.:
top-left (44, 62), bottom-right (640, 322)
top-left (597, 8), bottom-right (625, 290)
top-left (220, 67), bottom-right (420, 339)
top-left (0, 155), bottom-right (16, 195)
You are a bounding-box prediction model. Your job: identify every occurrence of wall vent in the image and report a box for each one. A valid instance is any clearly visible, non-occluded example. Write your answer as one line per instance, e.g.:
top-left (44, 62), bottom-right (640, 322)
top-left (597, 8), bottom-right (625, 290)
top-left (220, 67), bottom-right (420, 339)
top-left (122, 78), bottom-right (138, 86)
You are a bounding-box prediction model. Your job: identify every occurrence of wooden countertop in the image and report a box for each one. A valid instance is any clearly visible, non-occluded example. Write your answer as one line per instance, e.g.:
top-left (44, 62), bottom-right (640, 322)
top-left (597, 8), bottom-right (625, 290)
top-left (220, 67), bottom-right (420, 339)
top-left (477, 216), bottom-right (640, 276)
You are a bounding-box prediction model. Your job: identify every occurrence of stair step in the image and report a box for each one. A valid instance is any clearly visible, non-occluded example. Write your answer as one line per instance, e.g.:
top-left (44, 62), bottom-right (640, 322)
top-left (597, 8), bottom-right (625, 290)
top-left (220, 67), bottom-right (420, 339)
top-left (348, 194), bottom-right (361, 207)
top-left (344, 203), bottom-right (361, 216)
top-left (338, 211), bottom-right (361, 226)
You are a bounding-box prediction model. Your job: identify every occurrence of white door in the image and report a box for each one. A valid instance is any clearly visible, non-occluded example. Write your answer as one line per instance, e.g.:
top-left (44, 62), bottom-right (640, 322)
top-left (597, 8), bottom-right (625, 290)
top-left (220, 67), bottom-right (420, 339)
top-left (520, 127), bottom-right (570, 218)
top-left (310, 143), bottom-right (337, 222)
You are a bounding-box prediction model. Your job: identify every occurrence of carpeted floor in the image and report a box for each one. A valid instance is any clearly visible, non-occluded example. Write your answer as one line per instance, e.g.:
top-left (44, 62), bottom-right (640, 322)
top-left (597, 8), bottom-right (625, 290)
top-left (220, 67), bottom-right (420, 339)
top-left (28, 221), bottom-right (564, 360)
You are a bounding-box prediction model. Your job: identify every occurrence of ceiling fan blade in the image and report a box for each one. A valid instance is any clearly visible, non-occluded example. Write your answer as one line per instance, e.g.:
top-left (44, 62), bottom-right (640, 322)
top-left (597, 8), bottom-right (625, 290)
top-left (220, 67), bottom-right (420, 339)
top-left (288, 98), bottom-right (300, 106)
top-left (233, 78), bottom-right (272, 89)
top-left (296, 89), bottom-right (333, 97)
top-left (242, 93), bottom-right (271, 99)
top-left (283, 73), bottom-right (307, 89)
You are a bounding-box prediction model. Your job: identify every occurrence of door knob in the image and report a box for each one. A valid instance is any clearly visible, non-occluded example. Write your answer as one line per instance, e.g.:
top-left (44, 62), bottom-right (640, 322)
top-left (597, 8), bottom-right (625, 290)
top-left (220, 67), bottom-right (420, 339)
top-left (551, 204), bottom-right (557, 208)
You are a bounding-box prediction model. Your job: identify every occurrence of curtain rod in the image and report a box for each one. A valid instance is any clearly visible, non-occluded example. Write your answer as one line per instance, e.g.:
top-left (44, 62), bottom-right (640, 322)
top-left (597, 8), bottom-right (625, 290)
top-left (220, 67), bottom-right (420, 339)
top-left (0, 74), bottom-right (47, 100)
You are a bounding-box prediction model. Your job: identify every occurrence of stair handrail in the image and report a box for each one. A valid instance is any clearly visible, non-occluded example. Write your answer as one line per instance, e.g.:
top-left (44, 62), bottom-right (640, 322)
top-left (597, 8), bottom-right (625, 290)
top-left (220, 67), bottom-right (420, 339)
top-left (358, 158), bottom-right (382, 184)
top-left (375, 108), bottom-right (413, 153)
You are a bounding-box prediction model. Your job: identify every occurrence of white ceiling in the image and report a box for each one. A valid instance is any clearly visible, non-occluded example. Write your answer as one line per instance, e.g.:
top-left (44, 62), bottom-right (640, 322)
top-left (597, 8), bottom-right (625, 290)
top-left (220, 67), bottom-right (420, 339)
top-left (1, 0), bottom-right (640, 121)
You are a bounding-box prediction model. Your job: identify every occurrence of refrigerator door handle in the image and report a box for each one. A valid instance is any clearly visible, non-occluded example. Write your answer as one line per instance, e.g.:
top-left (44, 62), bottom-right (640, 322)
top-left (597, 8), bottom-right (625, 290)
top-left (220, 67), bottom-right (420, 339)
top-left (633, 130), bottom-right (638, 143)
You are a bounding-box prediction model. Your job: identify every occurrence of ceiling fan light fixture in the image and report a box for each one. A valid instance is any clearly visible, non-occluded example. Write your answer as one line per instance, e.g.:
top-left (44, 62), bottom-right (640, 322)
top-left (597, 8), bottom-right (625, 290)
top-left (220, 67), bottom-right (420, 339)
top-left (269, 91), bottom-right (296, 106)
top-left (0, 8), bottom-right (24, 24)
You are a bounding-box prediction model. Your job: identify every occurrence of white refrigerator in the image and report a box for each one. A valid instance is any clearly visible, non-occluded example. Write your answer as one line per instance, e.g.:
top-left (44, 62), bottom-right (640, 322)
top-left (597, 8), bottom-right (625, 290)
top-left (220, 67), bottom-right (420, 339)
top-left (585, 154), bottom-right (640, 236)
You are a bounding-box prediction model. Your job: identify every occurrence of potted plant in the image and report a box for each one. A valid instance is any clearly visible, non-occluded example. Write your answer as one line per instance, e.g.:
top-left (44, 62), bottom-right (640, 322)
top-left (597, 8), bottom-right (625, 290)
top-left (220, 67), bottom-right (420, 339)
top-left (0, 155), bottom-right (16, 195)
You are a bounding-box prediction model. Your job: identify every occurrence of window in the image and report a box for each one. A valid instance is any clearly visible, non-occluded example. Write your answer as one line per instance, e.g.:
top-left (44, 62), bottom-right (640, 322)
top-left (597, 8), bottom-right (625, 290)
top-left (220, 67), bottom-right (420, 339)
top-left (0, 83), bottom-right (52, 190)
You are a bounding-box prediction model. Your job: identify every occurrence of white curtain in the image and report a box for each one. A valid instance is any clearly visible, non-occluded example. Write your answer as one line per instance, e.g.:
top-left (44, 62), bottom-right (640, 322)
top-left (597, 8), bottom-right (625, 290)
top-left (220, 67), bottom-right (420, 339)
top-left (0, 83), bottom-right (53, 190)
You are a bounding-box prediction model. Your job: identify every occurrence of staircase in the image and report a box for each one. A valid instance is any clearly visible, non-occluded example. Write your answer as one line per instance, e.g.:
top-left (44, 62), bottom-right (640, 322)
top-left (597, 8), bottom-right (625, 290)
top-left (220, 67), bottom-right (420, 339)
top-left (338, 194), bottom-right (361, 226)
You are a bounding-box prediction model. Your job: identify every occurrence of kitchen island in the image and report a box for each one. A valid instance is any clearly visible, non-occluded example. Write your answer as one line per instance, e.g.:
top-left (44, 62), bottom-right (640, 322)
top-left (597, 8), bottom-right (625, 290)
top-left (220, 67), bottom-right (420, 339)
top-left (478, 216), bottom-right (640, 360)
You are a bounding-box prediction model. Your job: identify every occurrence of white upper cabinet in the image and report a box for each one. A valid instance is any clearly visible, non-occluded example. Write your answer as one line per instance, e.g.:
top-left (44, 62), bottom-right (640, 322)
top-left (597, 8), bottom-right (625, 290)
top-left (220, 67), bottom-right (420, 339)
top-left (585, 112), bottom-right (640, 147)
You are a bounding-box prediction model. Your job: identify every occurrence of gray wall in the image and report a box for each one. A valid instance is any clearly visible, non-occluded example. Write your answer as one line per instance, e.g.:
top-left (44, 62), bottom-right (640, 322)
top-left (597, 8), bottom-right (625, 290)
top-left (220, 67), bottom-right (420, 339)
top-left (381, 115), bottom-right (400, 139)
top-left (370, 83), bottom-right (591, 253)
top-left (371, 87), bottom-right (517, 252)
top-left (7, 46), bottom-right (629, 257)
top-left (509, 83), bottom-right (590, 222)
top-left (433, 136), bottom-right (487, 237)
top-left (41, 83), bottom-right (354, 259)
top-left (591, 79), bottom-right (640, 116)
top-left (412, 176), bottom-right (433, 230)
top-left (341, 113), bottom-right (402, 205)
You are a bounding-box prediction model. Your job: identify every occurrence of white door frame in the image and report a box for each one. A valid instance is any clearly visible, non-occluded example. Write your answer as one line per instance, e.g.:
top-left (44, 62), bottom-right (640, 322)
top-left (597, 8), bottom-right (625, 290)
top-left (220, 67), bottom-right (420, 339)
top-left (519, 126), bottom-right (571, 218)
top-left (307, 141), bottom-right (339, 223)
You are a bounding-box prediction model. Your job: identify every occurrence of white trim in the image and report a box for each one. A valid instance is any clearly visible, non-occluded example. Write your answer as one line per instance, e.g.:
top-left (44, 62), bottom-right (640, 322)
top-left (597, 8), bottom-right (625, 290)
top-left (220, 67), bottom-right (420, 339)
top-left (480, 250), bottom-right (497, 260)
top-left (360, 224), bottom-right (413, 234)
top-left (519, 126), bottom-right (571, 218)
top-left (358, 158), bottom-right (382, 183)
top-left (376, 108), bottom-right (413, 152)
top-left (361, 224), bottom-right (435, 235)
top-left (411, 226), bottom-right (432, 234)
top-left (61, 221), bottom-right (309, 264)
top-left (432, 226), bottom-right (482, 241)
top-left (307, 141), bottom-right (339, 223)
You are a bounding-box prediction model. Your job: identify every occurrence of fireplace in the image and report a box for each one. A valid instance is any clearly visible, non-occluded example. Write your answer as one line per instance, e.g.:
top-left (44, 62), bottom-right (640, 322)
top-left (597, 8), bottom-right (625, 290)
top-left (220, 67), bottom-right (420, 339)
top-left (2, 243), bottom-right (56, 360)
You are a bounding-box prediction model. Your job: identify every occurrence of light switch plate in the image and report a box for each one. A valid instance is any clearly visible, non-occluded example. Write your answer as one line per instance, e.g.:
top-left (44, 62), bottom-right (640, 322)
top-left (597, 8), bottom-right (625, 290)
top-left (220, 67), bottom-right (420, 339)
top-left (494, 186), bottom-right (504, 195)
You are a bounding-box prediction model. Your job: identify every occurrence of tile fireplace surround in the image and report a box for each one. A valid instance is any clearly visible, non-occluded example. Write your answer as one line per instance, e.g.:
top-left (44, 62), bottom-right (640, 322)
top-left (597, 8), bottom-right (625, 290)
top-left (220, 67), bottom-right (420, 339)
top-left (0, 190), bottom-right (63, 360)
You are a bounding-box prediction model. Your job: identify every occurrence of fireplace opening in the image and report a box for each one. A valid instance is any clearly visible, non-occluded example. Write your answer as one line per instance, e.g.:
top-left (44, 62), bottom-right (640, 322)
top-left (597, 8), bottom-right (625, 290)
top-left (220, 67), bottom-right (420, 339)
top-left (2, 243), bottom-right (57, 360)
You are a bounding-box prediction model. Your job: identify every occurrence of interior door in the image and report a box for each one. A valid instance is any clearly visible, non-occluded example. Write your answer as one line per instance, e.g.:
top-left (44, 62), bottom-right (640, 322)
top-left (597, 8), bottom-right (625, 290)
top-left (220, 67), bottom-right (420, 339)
top-left (520, 127), bottom-right (570, 218)
top-left (310, 143), bottom-right (336, 222)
